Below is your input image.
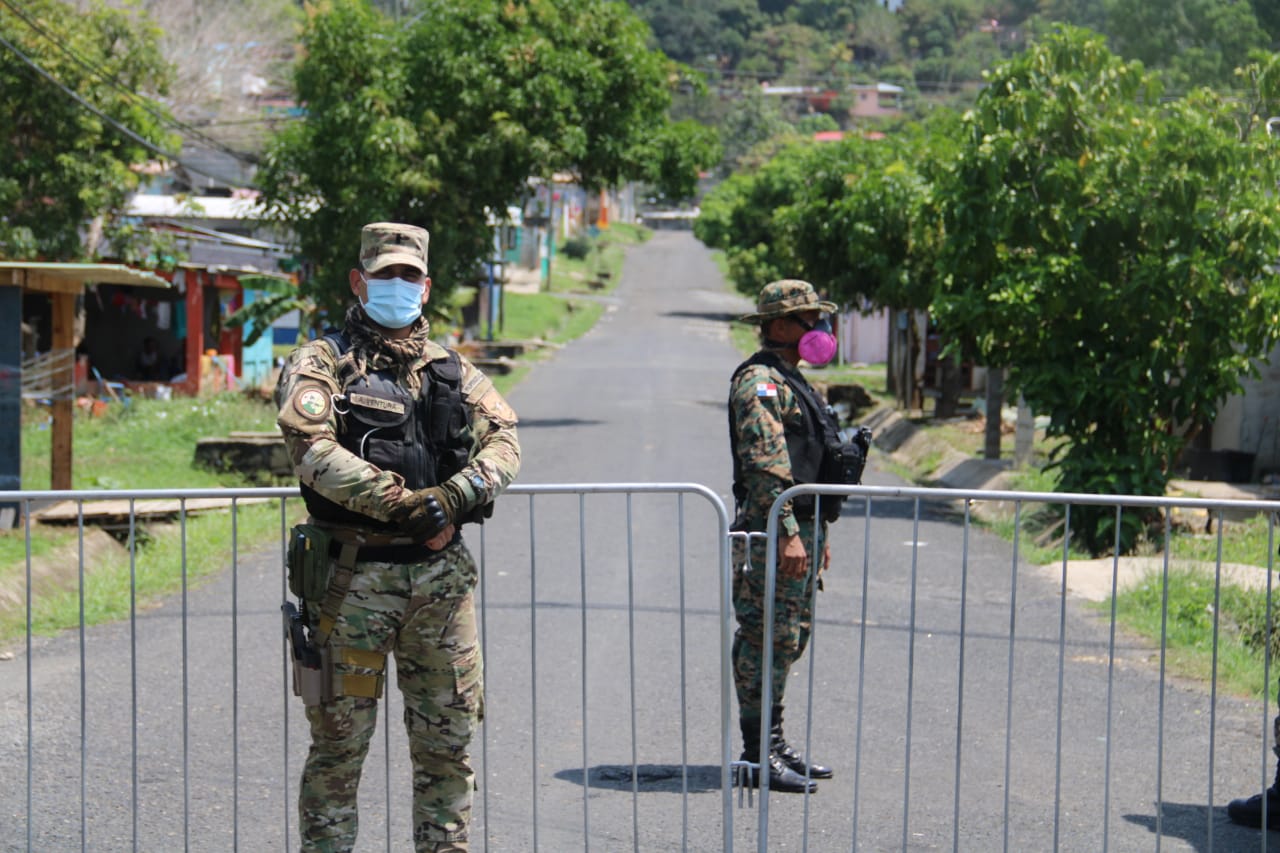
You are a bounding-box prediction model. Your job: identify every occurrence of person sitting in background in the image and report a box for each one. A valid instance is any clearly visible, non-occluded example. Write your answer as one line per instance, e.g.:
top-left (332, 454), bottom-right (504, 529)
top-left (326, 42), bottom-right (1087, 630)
top-left (136, 336), bottom-right (162, 380)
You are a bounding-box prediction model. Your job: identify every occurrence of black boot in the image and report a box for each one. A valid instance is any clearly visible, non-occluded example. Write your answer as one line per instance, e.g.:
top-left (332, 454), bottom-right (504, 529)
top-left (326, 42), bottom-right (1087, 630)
top-left (1228, 755), bottom-right (1280, 830)
top-left (739, 716), bottom-right (817, 794)
top-left (770, 706), bottom-right (833, 780)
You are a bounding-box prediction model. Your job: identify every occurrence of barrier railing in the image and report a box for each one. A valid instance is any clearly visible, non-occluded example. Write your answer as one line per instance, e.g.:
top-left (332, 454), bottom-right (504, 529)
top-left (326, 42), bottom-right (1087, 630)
top-left (746, 483), bottom-right (1280, 853)
top-left (0, 484), bottom-right (734, 853)
top-left (7, 484), bottom-right (1280, 851)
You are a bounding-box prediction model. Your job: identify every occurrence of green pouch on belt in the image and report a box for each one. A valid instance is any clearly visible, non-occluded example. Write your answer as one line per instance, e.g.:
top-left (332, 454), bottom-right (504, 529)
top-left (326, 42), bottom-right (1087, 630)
top-left (287, 524), bottom-right (334, 601)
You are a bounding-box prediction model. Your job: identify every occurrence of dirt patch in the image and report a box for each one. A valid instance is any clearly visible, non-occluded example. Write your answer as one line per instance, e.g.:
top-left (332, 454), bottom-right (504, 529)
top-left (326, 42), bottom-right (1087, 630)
top-left (1036, 556), bottom-right (1277, 603)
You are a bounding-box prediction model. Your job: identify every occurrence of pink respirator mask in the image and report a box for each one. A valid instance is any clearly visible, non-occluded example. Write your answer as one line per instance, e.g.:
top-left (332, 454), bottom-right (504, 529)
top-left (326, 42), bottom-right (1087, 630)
top-left (793, 314), bottom-right (837, 366)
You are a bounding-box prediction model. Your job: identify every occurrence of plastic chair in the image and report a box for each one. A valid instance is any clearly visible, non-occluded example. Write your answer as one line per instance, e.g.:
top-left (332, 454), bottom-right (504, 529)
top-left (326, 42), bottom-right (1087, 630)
top-left (91, 366), bottom-right (130, 406)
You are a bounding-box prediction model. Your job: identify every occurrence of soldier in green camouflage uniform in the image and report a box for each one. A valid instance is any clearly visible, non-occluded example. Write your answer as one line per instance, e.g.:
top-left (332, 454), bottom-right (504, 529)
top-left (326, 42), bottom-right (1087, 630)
top-left (275, 223), bottom-right (520, 853)
top-left (728, 280), bottom-right (842, 794)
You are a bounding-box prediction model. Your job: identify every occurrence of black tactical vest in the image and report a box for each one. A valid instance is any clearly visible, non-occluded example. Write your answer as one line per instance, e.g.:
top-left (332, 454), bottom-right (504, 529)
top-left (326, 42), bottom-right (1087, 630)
top-left (300, 331), bottom-right (476, 531)
top-left (729, 350), bottom-right (843, 523)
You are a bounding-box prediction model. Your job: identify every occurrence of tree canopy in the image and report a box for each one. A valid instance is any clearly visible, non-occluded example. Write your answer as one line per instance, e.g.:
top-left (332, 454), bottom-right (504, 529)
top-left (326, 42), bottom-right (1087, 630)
top-left (0, 0), bottom-right (175, 260)
top-left (934, 27), bottom-right (1280, 550)
top-left (697, 24), bottom-right (1280, 552)
top-left (258, 0), bottom-right (717, 318)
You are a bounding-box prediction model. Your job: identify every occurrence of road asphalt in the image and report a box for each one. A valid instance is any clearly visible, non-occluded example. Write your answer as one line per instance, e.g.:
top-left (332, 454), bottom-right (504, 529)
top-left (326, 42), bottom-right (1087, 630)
top-left (3, 230), bottom-right (1279, 852)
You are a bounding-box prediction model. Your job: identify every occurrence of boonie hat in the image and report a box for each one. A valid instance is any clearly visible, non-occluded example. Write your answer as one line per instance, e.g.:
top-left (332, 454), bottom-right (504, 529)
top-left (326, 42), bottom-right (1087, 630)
top-left (740, 279), bottom-right (837, 323)
top-left (360, 222), bottom-right (429, 275)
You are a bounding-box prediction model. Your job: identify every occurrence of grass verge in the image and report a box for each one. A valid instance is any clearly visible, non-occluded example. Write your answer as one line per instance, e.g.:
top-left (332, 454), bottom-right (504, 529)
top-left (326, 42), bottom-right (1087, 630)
top-left (8, 393), bottom-right (288, 646)
top-left (1107, 558), bottom-right (1280, 699)
top-left (0, 502), bottom-right (286, 644)
top-left (8, 228), bottom-right (630, 646)
top-left (21, 393), bottom-right (280, 490)
top-left (548, 222), bottom-right (649, 295)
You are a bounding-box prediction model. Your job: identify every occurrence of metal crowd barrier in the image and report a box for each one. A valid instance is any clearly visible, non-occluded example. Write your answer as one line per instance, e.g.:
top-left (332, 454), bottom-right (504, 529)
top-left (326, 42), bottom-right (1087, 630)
top-left (750, 484), bottom-right (1280, 853)
top-left (0, 484), bottom-right (736, 853)
top-left (6, 484), bottom-right (1280, 851)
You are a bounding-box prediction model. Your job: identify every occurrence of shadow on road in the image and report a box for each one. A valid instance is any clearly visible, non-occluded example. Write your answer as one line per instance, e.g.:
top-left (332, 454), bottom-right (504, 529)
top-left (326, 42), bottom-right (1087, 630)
top-left (1122, 801), bottom-right (1273, 852)
top-left (845, 497), bottom-right (968, 525)
top-left (661, 310), bottom-right (738, 323)
top-left (515, 417), bottom-right (606, 429)
top-left (554, 763), bottom-right (722, 793)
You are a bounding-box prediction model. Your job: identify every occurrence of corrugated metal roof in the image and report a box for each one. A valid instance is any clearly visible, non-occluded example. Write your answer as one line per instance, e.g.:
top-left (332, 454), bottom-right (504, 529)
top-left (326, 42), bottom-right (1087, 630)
top-left (127, 194), bottom-right (265, 220)
top-left (0, 262), bottom-right (171, 289)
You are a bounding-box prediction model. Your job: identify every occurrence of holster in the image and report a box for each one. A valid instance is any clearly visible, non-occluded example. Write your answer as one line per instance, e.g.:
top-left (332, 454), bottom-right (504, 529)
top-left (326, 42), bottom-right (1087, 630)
top-left (292, 643), bottom-right (333, 706)
top-left (283, 534), bottom-right (387, 706)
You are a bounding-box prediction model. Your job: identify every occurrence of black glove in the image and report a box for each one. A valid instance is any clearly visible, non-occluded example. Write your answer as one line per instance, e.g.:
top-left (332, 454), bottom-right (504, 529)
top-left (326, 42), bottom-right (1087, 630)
top-left (395, 489), bottom-right (451, 540)
top-left (394, 483), bottom-right (465, 540)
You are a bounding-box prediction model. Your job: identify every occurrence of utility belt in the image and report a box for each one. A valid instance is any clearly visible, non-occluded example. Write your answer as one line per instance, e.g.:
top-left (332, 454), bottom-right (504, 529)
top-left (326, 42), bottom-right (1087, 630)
top-left (326, 525), bottom-right (459, 564)
top-left (284, 522), bottom-right (451, 706)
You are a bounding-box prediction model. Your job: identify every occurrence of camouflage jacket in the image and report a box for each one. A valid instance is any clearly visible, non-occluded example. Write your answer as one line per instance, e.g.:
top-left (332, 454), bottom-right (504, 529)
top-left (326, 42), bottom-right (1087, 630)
top-left (275, 335), bottom-right (520, 529)
top-left (728, 350), bottom-right (821, 538)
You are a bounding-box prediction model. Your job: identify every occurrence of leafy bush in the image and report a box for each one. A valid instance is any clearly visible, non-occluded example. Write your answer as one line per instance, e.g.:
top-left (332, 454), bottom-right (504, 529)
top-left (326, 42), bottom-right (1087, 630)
top-left (561, 234), bottom-right (593, 260)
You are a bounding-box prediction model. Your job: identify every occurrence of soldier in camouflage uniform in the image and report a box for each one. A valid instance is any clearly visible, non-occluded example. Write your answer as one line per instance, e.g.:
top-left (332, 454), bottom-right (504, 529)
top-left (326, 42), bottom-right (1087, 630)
top-left (728, 280), bottom-right (844, 794)
top-left (275, 222), bottom-right (520, 853)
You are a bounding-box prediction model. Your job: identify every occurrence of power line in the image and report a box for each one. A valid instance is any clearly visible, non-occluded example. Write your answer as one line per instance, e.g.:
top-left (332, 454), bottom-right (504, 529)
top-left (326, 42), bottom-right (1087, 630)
top-left (0, 0), bottom-right (262, 166)
top-left (0, 26), bottom-right (257, 189)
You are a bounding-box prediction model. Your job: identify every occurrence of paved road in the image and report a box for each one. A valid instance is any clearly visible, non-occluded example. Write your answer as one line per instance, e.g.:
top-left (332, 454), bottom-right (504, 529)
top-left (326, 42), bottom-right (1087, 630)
top-left (2, 230), bottom-right (1276, 851)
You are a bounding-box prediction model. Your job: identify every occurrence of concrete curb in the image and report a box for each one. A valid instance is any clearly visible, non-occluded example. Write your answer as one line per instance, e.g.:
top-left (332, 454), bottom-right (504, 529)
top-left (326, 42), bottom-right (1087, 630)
top-left (864, 405), bottom-right (1013, 493)
top-left (864, 404), bottom-right (1280, 598)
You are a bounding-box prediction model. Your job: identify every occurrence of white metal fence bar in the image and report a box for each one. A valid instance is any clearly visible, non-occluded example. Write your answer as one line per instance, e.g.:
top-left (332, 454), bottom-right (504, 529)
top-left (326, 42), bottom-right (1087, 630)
top-left (499, 482), bottom-right (734, 853)
top-left (12, 482), bottom-right (1280, 851)
top-left (4, 483), bottom-right (734, 852)
top-left (748, 483), bottom-right (1280, 853)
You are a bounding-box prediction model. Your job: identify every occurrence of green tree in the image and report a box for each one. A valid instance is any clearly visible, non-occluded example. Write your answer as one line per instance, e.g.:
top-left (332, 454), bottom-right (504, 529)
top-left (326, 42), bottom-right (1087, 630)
top-left (715, 88), bottom-right (795, 176)
top-left (258, 0), bottom-right (714, 319)
top-left (0, 0), bottom-right (175, 260)
top-left (630, 0), bottom-right (763, 67)
top-left (736, 21), bottom-right (844, 84)
top-left (783, 127), bottom-right (945, 313)
top-left (934, 27), bottom-right (1280, 552)
top-left (897, 0), bottom-right (984, 61)
top-left (849, 2), bottom-right (904, 66)
top-left (1105, 0), bottom-right (1269, 91)
top-left (693, 136), bottom-right (813, 291)
top-left (1252, 0), bottom-right (1280, 43)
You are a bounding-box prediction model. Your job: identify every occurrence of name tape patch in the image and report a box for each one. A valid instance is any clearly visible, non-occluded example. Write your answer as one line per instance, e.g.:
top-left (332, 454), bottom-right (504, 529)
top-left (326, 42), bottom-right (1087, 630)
top-left (348, 393), bottom-right (406, 414)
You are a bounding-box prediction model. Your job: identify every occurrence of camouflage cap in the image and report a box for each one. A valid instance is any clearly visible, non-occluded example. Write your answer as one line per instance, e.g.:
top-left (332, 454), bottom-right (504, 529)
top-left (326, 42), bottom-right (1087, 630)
top-left (360, 222), bottom-right (429, 275)
top-left (740, 279), bottom-right (837, 323)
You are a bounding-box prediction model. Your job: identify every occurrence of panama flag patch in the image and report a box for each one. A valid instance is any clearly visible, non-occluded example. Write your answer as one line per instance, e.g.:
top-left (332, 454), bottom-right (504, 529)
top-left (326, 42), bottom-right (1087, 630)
top-left (756, 383), bottom-right (778, 398)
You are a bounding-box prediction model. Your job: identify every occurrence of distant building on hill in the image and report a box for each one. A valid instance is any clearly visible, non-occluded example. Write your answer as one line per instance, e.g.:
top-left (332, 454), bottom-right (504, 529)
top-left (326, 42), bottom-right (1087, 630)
top-left (759, 81), bottom-right (903, 122)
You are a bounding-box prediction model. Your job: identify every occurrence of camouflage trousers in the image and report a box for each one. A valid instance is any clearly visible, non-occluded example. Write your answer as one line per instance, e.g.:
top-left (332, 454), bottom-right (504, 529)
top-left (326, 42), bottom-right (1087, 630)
top-left (731, 520), bottom-right (826, 719)
top-left (299, 540), bottom-right (483, 853)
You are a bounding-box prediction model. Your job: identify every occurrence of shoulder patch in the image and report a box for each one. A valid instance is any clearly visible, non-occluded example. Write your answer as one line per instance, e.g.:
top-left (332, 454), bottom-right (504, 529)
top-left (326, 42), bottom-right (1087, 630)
top-left (293, 385), bottom-right (332, 421)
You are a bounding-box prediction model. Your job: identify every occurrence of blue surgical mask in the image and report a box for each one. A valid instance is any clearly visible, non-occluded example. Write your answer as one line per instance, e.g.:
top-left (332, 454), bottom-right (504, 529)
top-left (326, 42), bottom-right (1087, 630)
top-left (361, 275), bottom-right (425, 329)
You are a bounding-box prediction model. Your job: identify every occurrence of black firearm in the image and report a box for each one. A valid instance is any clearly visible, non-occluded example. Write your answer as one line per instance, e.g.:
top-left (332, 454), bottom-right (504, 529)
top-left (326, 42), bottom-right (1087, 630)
top-left (282, 601), bottom-right (320, 669)
top-left (838, 425), bottom-right (873, 486)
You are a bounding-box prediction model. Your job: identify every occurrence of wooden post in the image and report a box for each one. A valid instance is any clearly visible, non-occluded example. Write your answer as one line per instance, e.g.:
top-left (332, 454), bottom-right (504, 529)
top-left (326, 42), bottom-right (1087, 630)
top-left (50, 289), bottom-right (75, 490)
top-left (184, 269), bottom-right (204, 396)
top-left (984, 367), bottom-right (1004, 460)
top-left (1015, 393), bottom-right (1035, 468)
top-left (0, 284), bottom-right (20, 522)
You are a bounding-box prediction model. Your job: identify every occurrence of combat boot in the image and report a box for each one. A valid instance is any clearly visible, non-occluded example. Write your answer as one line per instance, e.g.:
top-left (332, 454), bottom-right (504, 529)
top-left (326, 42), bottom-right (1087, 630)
top-left (1228, 756), bottom-right (1280, 830)
top-left (739, 716), bottom-right (817, 794)
top-left (770, 706), bottom-right (832, 779)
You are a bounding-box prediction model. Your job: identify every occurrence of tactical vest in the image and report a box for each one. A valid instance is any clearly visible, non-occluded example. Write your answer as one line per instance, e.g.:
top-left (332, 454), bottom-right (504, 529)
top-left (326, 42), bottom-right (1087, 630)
top-left (729, 350), bottom-right (843, 523)
top-left (299, 331), bottom-right (480, 531)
